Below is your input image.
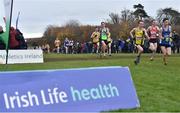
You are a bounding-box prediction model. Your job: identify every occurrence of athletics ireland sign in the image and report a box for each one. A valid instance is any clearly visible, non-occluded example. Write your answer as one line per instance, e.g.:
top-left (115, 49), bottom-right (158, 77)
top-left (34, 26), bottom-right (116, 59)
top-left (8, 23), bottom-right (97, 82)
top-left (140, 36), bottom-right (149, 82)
top-left (0, 67), bottom-right (140, 112)
top-left (0, 50), bottom-right (43, 64)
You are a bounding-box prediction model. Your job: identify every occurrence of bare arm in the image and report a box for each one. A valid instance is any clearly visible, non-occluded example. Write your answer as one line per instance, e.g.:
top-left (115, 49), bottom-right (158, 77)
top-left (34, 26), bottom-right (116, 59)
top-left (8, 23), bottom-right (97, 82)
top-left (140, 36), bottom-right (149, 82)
top-left (130, 28), bottom-right (135, 39)
top-left (147, 26), bottom-right (150, 34)
top-left (159, 28), bottom-right (163, 39)
top-left (156, 26), bottom-right (161, 38)
top-left (143, 29), bottom-right (150, 39)
top-left (147, 26), bottom-right (151, 38)
top-left (169, 26), bottom-right (173, 38)
top-left (106, 28), bottom-right (110, 36)
top-left (91, 32), bottom-right (94, 39)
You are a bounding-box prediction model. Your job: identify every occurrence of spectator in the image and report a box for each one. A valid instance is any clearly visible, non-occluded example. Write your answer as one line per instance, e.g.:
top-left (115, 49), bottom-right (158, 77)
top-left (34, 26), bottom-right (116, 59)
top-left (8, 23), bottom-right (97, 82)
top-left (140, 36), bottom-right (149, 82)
top-left (69, 39), bottom-right (74, 54)
top-left (77, 42), bottom-right (82, 53)
top-left (64, 38), bottom-right (69, 54)
top-left (41, 45), bottom-right (46, 52)
top-left (117, 38), bottom-right (124, 53)
top-left (54, 38), bottom-right (61, 53)
top-left (15, 29), bottom-right (27, 49)
top-left (45, 44), bottom-right (50, 53)
top-left (173, 31), bottom-right (180, 53)
top-left (9, 27), bottom-right (19, 49)
top-left (111, 40), bottom-right (116, 53)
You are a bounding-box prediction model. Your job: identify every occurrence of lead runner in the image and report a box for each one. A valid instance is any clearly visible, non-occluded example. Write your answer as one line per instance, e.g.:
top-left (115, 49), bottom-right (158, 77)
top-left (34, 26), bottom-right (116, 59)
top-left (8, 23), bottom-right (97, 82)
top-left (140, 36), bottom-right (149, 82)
top-left (99, 22), bottom-right (110, 57)
top-left (130, 20), bottom-right (150, 65)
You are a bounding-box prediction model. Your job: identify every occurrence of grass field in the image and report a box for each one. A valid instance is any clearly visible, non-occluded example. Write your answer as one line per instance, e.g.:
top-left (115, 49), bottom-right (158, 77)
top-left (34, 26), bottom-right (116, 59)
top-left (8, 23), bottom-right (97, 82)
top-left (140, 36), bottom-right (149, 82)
top-left (0, 53), bottom-right (180, 112)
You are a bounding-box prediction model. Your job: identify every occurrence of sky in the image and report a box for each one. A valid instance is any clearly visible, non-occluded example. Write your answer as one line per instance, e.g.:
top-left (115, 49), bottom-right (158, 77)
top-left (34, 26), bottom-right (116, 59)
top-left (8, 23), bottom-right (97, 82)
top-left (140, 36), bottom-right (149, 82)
top-left (0, 0), bottom-right (180, 38)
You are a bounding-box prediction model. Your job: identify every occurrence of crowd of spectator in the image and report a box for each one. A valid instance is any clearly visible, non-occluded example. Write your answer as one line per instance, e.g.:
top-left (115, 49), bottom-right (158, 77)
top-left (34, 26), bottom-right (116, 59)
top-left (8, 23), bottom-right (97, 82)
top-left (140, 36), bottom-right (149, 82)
top-left (40, 31), bottom-right (180, 54)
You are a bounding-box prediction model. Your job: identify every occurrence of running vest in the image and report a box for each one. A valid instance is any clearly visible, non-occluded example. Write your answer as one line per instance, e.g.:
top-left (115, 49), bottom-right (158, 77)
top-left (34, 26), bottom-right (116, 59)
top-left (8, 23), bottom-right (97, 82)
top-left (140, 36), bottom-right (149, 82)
top-left (162, 26), bottom-right (171, 38)
top-left (134, 28), bottom-right (145, 45)
top-left (160, 26), bottom-right (172, 46)
top-left (101, 28), bottom-right (108, 40)
top-left (149, 26), bottom-right (158, 39)
top-left (92, 32), bottom-right (100, 43)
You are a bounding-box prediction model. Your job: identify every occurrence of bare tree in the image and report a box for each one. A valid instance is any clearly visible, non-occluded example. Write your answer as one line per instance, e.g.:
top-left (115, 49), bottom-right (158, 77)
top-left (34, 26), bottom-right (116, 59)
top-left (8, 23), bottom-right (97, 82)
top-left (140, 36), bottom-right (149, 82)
top-left (157, 8), bottom-right (180, 25)
top-left (108, 13), bottom-right (121, 24)
top-left (65, 19), bottom-right (80, 28)
top-left (121, 9), bottom-right (135, 22)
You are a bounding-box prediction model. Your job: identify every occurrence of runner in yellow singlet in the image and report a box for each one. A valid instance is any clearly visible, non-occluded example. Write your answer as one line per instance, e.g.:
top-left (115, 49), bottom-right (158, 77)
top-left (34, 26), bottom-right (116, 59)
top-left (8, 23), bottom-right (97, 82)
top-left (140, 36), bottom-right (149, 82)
top-left (130, 20), bottom-right (149, 65)
top-left (91, 27), bottom-right (100, 53)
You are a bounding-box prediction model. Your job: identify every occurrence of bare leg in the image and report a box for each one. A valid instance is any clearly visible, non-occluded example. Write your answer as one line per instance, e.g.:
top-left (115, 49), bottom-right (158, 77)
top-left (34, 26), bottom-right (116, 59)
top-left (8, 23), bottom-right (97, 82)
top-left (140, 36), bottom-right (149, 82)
top-left (149, 43), bottom-right (157, 60)
top-left (108, 43), bottom-right (112, 56)
top-left (167, 47), bottom-right (171, 56)
top-left (161, 46), bottom-right (167, 65)
top-left (57, 47), bottom-right (60, 53)
top-left (154, 43), bottom-right (158, 56)
top-left (65, 47), bottom-right (68, 54)
top-left (134, 45), bottom-right (144, 65)
top-left (102, 41), bottom-right (107, 56)
top-left (96, 43), bottom-right (100, 54)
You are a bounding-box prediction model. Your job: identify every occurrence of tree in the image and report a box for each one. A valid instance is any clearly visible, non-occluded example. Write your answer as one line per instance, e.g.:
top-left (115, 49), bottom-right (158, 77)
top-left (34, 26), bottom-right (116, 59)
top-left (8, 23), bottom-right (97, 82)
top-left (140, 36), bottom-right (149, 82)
top-left (108, 13), bottom-right (121, 24)
top-left (65, 19), bottom-right (80, 27)
top-left (157, 8), bottom-right (180, 25)
top-left (43, 25), bottom-right (58, 47)
top-left (106, 10), bottom-right (136, 40)
top-left (121, 9), bottom-right (135, 22)
top-left (133, 4), bottom-right (149, 20)
top-left (42, 23), bottom-right (97, 48)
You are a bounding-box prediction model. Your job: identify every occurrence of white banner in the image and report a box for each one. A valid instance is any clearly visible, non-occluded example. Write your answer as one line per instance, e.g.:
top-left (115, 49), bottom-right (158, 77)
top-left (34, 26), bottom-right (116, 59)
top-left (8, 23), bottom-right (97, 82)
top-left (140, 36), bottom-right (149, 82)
top-left (0, 50), bottom-right (44, 64)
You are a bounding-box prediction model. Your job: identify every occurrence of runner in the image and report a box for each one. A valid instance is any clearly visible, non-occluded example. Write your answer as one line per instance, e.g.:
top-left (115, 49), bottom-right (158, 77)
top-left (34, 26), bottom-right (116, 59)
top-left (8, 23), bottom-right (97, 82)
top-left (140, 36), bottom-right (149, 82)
top-left (91, 27), bottom-right (100, 53)
top-left (147, 20), bottom-right (160, 61)
top-left (159, 18), bottom-right (172, 65)
top-left (130, 20), bottom-right (149, 65)
top-left (100, 22), bottom-right (110, 56)
top-left (54, 38), bottom-right (61, 53)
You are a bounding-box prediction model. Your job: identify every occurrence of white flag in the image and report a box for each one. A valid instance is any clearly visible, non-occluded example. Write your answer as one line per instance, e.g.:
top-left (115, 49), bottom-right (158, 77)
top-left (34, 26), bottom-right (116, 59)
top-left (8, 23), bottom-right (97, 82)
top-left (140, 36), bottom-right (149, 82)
top-left (2, 0), bottom-right (13, 47)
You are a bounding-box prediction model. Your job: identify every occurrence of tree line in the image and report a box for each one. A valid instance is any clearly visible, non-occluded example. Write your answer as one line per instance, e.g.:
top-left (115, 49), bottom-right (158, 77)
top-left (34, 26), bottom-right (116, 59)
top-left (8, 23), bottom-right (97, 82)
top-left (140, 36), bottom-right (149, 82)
top-left (41, 4), bottom-right (180, 48)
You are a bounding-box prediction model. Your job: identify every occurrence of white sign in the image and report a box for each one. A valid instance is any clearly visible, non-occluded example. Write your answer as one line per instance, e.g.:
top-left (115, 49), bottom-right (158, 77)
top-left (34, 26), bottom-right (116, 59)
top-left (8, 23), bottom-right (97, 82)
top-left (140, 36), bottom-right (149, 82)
top-left (0, 50), bottom-right (44, 64)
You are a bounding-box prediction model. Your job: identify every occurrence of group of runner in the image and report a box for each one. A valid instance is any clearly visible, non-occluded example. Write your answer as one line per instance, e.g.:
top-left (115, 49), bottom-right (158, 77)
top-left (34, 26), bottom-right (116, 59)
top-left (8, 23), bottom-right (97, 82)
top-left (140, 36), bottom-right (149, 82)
top-left (91, 18), bottom-right (172, 65)
top-left (91, 22), bottom-right (112, 56)
top-left (130, 18), bottom-right (172, 65)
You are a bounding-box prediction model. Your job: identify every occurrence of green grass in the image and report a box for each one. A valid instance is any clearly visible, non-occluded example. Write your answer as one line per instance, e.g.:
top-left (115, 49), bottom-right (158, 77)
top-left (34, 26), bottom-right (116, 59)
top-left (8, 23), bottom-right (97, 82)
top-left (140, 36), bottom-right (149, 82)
top-left (0, 53), bottom-right (180, 112)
